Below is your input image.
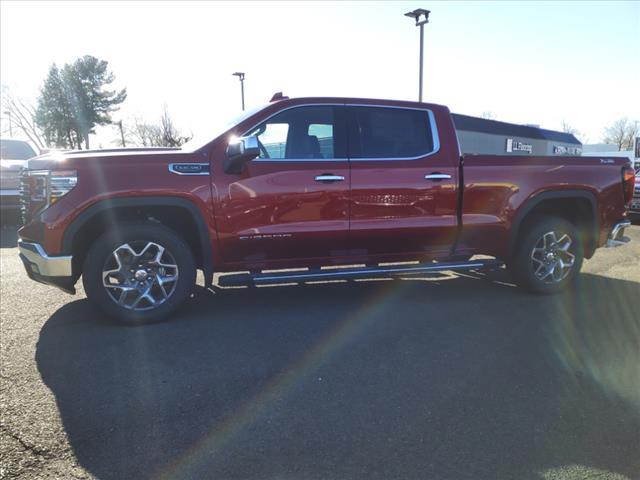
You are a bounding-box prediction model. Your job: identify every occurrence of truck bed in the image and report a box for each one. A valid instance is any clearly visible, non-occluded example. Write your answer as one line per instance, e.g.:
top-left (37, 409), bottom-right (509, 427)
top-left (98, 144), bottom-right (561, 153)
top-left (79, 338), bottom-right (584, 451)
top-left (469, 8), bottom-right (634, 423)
top-left (457, 154), bottom-right (630, 258)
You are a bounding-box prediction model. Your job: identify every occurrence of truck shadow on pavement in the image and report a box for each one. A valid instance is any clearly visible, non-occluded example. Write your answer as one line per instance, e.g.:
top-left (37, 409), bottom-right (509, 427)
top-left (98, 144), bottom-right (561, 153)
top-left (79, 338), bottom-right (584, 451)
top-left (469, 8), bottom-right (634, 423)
top-left (36, 272), bottom-right (640, 480)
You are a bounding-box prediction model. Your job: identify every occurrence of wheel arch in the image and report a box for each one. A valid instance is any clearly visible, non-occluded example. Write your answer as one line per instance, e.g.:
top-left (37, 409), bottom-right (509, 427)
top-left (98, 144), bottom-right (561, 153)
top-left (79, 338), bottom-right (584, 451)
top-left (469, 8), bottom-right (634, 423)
top-left (63, 196), bottom-right (213, 287)
top-left (508, 189), bottom-right (599, 260)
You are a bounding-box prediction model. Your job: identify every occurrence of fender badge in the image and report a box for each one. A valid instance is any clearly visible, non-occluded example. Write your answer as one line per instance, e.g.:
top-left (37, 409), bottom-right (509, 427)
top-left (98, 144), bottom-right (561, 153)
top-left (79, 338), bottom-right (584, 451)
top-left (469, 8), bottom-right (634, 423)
top-left (168, 163), bottom-right (210, 175)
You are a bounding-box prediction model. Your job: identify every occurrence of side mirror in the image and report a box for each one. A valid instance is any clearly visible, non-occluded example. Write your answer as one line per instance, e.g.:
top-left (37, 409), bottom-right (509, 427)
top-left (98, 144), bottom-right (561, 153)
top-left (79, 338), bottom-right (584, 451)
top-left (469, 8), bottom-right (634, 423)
top-left (224, 135), bottom-right (260, 174)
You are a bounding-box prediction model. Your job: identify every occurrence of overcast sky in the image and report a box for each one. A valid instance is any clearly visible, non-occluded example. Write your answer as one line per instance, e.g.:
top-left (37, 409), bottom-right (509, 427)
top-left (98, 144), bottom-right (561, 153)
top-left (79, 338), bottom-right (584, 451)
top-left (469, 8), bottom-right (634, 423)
top-left (1, 0), bottom-right (639, 147)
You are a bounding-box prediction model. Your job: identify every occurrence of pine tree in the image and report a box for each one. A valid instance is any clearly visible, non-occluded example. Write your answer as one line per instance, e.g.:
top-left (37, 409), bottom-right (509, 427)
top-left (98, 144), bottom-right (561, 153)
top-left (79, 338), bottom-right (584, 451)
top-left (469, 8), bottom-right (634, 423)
top-left (35, 56), bottom-right (127, 149)
top-left (35, 64), bottom-right (75, 148)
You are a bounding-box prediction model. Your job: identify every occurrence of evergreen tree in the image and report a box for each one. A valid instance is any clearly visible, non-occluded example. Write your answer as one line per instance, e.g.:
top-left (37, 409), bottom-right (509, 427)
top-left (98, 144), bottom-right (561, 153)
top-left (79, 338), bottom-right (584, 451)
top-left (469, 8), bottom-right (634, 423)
top-left (36, 56), bottom-right (126, 149)
top-left (35, 64), bottom-right (75, 148)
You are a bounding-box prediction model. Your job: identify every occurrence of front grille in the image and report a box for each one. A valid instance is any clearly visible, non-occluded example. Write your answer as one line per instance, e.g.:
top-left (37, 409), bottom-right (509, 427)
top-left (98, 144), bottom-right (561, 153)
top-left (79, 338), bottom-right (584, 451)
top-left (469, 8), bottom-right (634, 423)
top-left (631, 184), bottom-right (640, 212)
top-left (19, 171), bottom-right (30, 225)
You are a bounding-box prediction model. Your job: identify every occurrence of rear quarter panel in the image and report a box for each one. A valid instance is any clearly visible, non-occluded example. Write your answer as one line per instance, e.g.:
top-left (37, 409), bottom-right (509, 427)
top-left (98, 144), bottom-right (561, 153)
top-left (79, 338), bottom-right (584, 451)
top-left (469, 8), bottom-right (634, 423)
top-left (459, 155), bottom-right (630, 258)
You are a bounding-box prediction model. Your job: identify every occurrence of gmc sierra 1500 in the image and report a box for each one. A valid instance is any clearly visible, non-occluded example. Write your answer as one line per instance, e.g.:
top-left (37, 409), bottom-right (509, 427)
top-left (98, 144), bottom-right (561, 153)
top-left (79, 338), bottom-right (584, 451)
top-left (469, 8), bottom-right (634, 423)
top-left (17, 96), bottom-right (635, 323)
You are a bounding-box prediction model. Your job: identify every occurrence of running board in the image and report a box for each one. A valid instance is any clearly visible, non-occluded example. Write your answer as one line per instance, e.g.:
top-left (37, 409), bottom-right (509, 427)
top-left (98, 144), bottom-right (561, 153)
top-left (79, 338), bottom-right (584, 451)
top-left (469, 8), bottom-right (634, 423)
top-left (218, 259), bottom-right (504, 287)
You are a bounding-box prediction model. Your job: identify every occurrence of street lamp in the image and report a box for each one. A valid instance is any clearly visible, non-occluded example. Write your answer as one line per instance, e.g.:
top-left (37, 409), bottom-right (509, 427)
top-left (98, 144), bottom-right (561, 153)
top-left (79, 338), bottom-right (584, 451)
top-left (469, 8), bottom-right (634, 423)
top-left (116, 120), bottom-right (126, 147)
top-left (404, 8), bottom-right (430, 102)
top-left (232, 72), bottom-right (246, 111)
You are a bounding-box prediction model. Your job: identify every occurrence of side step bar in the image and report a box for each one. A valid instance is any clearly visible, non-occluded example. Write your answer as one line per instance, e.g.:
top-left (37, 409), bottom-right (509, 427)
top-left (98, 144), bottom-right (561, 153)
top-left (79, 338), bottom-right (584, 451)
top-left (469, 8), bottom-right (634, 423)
top-left (218, 259), bottom-right (504, 287)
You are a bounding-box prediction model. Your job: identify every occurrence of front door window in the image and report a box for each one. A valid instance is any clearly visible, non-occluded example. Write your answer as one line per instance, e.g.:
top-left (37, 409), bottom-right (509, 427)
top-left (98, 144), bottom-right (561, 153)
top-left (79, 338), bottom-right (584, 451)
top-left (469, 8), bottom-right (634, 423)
top-left (247, 106), bottom-right (344, 160)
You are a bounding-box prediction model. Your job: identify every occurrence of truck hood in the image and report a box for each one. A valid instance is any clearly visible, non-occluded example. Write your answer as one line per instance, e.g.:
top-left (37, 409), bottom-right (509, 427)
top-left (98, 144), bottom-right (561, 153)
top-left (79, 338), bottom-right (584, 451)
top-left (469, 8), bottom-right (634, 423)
top-left (25, 147), bottom-right (183, 170)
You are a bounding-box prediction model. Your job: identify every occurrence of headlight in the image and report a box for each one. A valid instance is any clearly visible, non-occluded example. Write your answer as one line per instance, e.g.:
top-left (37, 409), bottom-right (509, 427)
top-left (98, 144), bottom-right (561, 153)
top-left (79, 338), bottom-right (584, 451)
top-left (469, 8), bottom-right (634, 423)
top-left (49, 170), bottom-right (78, 204)
top-left (21, 169), bottom-right (77, 220)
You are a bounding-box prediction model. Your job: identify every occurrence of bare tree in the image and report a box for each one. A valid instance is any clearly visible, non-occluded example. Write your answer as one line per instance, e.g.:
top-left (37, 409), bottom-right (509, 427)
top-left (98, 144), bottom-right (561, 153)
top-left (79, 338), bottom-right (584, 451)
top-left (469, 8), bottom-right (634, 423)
top-left (159, 106), bottom-right (191, 147)
top-left (123, 108), bottom-right (191, 148)
top-left (127, 117), bottom-right (162, 147)
top-left (561, 120), bottom-right (584, 143)
top-left (1, 88), bottom-right (47, 149)
top-left (603, 118), bottom-right (639, 151)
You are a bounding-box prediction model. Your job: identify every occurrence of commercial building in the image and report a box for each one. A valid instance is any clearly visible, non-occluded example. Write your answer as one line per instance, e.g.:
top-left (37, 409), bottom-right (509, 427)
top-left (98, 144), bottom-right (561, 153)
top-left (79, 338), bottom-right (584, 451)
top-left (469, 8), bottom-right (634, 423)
top-left (582, 142), bottom-right (639, 169)
top-left (452, 113), bottom-right (582, 156)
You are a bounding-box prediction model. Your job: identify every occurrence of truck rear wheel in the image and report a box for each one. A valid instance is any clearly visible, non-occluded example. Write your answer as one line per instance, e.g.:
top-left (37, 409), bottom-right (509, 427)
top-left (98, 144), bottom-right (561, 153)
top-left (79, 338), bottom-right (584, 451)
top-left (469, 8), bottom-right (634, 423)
top-left (512, 216), bottom-right (583, 294)
top-left (82, 222), bottom-right (196, 324)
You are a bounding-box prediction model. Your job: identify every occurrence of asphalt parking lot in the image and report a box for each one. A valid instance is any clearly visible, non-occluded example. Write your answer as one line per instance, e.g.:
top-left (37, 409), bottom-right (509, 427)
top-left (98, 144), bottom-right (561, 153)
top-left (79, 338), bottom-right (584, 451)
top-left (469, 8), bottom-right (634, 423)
top-left (1, 224), bottom-right (639, 480)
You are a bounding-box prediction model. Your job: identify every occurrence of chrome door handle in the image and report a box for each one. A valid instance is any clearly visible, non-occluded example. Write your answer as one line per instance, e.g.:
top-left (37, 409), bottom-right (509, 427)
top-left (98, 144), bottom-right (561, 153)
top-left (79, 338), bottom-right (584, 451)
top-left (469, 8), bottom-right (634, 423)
top-left (315, 174), bottom-right (345, 182)
top-left (424, 173), bottom-right (452, 181)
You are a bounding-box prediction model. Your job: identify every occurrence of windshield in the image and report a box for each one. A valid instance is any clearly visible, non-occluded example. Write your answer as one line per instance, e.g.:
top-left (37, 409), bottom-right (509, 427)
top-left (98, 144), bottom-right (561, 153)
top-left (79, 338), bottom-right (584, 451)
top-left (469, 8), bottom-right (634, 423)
top-left (0, 139), bottom-right (36, 160)
top-left (180, 104), bottom-right (268, 152)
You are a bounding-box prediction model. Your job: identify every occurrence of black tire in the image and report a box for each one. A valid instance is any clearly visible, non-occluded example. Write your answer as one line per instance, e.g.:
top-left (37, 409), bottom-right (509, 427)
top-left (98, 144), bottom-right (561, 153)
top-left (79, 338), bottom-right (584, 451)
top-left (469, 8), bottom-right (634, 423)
top-left (511, 216), bottom-right (584, 295)
top-left (82, 222), bottom-right (196, 324)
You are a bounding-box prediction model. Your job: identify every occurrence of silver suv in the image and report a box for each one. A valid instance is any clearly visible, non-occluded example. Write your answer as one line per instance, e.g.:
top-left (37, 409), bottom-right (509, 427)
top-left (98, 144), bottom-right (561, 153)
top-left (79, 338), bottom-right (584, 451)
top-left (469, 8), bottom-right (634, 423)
top-left (1, 138), bottom-right (37, 219)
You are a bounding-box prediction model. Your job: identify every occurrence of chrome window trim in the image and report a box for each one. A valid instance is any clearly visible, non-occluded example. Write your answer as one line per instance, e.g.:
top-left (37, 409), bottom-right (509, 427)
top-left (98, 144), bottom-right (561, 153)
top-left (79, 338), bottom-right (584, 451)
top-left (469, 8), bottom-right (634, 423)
top-left (168, 163), bottom-right (210, 176)
top-left (250, 158), bottom-right (348, 163)
top-left (240, 102), bottom-right (441, 163)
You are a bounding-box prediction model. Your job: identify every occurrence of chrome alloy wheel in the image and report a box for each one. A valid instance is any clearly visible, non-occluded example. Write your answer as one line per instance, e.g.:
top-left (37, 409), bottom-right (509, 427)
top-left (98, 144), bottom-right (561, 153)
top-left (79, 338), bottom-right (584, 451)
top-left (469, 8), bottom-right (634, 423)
top-left (530, 231), bottom-right (575, 284)
top-left (102, 241), bottom-right (179, 311)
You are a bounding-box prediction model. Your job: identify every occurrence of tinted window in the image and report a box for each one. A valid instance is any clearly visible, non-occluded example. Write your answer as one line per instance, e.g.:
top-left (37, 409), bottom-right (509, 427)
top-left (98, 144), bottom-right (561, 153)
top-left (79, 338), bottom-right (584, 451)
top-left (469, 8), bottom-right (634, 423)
top-left (248, 106), bottom-right (342, 159)
top-left (351, 107), bottom-right (434, 159)
top-left (0, 139), bottom-right (36, 160)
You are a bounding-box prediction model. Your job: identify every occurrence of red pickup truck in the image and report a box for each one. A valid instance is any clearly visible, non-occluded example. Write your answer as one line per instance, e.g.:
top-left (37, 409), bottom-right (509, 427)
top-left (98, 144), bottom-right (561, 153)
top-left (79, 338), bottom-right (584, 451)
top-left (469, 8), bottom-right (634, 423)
top-left (17, 96), bottom-right (636, 323)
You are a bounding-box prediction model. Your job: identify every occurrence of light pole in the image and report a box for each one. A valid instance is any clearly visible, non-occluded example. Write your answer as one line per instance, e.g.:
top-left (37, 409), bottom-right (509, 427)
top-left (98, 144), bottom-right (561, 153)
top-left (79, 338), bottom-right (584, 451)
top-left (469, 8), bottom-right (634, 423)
top-left (404, 8), bottom-right (430, 103)
top-left (117, 120), bottom-right (126, 147)
top-left (232, 72), bottom-right (245, 111)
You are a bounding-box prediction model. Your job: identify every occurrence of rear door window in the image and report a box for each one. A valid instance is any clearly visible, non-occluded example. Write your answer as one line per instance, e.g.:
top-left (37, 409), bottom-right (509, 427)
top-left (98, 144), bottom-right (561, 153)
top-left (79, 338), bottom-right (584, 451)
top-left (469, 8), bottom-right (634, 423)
top-left (350, 107), bottom-right (435, 159)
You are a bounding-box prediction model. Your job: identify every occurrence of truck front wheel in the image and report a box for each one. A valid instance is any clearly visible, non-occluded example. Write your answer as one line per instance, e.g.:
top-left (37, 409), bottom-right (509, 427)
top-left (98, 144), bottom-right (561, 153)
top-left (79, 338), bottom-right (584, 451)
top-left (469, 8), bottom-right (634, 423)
top-left (82, 222), bottom-right (196, 324)
top-left (512, 216), bottom-right (584, 294)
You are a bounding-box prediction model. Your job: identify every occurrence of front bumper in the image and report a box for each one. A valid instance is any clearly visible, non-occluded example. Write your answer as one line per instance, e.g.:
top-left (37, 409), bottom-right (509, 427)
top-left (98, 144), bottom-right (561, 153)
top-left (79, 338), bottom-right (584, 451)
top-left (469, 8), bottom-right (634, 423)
top-left (605, 220), bottom-right (631, 248)
top-left (18, 240), bottom-right (76, 294)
